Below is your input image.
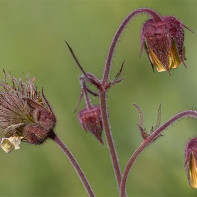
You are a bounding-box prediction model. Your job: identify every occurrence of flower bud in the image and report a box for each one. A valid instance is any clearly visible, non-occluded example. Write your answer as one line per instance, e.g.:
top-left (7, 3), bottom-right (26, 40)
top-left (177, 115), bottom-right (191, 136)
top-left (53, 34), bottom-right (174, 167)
top-left (141, 16), bottom-right (188, 73)
top-left (78, 106), bottom-right (103, 144)
top-left (185, 137), bottom-right (197, 188)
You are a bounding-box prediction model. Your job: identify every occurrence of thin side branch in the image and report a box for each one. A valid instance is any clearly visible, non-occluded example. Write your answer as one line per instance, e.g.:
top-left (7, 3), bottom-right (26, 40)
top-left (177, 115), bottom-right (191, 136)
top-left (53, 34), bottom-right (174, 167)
top-left (133, 104), bottom-right (143, 128)
top-left (120, 110), bottom-right (197, 197)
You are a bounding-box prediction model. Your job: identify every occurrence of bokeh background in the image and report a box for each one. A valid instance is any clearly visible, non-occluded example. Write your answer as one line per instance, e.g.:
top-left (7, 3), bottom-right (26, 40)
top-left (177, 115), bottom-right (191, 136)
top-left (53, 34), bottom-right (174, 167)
top-left (0, 0), bottom-right (196, 196)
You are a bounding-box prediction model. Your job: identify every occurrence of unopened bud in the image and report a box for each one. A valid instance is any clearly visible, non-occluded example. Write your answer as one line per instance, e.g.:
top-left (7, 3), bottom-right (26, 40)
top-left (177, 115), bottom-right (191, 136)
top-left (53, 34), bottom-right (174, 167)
top-left (78, 106), bottom-right (103, 144)
top-left (141, 16), bottom-right (189, 73)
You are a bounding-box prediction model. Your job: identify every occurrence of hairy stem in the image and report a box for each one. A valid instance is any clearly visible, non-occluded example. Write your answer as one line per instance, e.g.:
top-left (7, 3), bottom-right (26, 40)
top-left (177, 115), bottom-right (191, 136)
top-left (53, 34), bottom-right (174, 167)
top-left (120, 110), bottom-right (197, 197)
top-left (99, 8), bottom-right (162, 192)
top-left (102, 8), bottom-right (162, 84)
top-left (81, 80), bottom-right (92, 110)
top-left (99, 90), bottom-right (122, 190)
top-left (49, 131), bottom-right (95, 197)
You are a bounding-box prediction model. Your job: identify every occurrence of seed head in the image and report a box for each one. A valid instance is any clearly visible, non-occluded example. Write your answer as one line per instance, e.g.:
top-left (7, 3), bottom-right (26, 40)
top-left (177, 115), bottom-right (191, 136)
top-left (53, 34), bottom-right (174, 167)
top-left (185, 137), bottom-right (197, 188)
top-left (141, 16), bottom-right (190, 73)
top-left (78, 106), bottom-right (103, 144)
top-left (0, 72), bottom-right (56, 153)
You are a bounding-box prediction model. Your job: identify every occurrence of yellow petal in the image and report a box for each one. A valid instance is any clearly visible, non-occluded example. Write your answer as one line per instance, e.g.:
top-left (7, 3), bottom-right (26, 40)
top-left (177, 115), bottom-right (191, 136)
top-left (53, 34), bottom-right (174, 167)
top-left (169, 41), bottom-right (181, 69)
top-left (148, 40), bottom-right (181, 72)
top-left (149, 49), bottom-right (167, 72)
top-left (0, 136), bottom-right (23, 153)
top-left (189, 152), bottom-right (197, 188)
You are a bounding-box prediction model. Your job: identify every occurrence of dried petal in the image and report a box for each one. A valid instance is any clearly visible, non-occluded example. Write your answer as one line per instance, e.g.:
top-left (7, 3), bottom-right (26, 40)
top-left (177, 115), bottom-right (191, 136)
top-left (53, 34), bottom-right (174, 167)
top-left (0, 136), bottom-right (23, 153)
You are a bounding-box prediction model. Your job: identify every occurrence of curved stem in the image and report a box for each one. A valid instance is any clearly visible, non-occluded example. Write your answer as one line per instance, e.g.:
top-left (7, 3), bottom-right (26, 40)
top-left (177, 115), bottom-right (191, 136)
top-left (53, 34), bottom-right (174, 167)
top-left (81, 80), bottom-right (93, 110)
top-left (99, 90), bottom-right (122, 190)
top-left (102, 8), bottom-right (162, 84)
top-left (120, 110), bottom-right (197, 197)
top-left (99, 8), bottom-right (162, 192)
top-left (49, 131), bottom-right (95, 197)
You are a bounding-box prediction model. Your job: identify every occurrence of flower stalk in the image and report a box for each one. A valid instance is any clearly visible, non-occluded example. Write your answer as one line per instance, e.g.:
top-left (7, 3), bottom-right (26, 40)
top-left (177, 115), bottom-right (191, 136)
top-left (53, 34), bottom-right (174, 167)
top-left (99, 8), bottom-right (163, 191)
top-left (99, 89), bottom-right (123, 188)
top-left (120, 110), bottom-right (197, 197)
top-left (0, 72), bottom-right (96, 196)
top-left (102, 8), bottom-right (162, 84)
top-left (49, 131), bottom-right (95, 197)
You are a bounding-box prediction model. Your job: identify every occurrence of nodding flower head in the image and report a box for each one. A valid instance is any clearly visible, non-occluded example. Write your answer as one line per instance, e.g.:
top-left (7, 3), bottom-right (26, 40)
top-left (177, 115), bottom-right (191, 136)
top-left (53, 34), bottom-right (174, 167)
top-left (78, 106), bottom-right (103, 144)
top-left (0, 72), bottom-right (56, 153)
top-left (185, 137), bottom-right (197, 188)
top-left (141, 16), bottom-right (190, 73)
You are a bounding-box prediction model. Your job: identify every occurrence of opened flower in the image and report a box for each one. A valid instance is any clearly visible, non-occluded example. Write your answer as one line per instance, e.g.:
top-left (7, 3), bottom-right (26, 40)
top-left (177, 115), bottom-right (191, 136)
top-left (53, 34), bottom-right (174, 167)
top-left (141, 16), bottom-right (190, 73)
top-left (0, 72), bottom-right (56, 153)
top-left (185, 137), bottom-right (197, 188)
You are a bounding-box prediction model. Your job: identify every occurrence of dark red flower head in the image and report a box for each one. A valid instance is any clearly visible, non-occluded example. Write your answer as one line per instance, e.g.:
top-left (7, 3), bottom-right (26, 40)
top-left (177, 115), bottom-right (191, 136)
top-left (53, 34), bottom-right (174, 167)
top-left (141, 16), bottom-right (190, 73)
top-left (78, 106), bottom-right (103, 144)
top-left (0, 72), bottom-right (56, 153)
top-left (185, 137), bottom-right (197, 188)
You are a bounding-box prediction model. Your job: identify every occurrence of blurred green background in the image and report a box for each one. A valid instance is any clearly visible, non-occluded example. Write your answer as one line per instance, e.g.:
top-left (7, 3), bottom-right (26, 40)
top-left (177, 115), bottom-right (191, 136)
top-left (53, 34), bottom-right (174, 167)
top-left (0, 0), bottom-right (196, 196)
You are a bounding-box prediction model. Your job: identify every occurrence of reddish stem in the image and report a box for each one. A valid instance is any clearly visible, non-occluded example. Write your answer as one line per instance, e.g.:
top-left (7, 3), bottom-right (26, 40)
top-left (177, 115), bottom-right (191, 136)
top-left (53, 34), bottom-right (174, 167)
top-left (120, 110), bottom-right (197, 197)
top-left (49, 131), bottom-right (95, 197)
top-left (81, 80), bottom-right (93, 110)
top-left (100, 8), bottom-right (162, 192)
top-left (102, 8), bottom-right (162, 84)
top-left (99, 90), bottom-right (123, 189)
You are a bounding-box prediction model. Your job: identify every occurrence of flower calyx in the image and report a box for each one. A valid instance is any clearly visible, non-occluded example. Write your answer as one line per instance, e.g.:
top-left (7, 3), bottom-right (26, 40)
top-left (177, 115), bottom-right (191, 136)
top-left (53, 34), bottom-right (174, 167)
top-left (141, 16), bottom-right (191, 74)
top-left (78, 106), bottom-right (103, 144)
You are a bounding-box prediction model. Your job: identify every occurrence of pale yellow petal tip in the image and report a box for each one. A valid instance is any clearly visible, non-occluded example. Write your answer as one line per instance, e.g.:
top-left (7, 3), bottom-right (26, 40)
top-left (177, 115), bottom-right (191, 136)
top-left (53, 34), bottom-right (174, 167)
top-left (0, 136), bottom-right (23, 153)
top-left (148, 40), bottom-right (181, 72)
top-left (156, 67), bottom-right (167, 72)
top-left (189, 152), bottom-right (197, 188)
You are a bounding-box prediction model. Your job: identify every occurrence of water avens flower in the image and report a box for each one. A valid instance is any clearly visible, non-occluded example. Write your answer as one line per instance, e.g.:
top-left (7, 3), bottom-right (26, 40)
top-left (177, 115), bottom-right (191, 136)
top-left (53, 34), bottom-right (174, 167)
top-left (0, 72), bottom-right (56, 153)
top-left (78, 106), bottom-right (103, 144)
top-left (141, 16), bottom-right (190, 73)
top-left (185, 137), bottom-right (197, 188)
